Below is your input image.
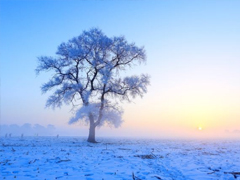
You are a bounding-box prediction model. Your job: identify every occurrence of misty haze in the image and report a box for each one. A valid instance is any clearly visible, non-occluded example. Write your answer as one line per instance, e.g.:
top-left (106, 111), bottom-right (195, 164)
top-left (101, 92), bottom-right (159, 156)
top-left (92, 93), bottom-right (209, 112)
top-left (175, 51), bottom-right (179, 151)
top-left (1, 0), bottom-right (240, 179)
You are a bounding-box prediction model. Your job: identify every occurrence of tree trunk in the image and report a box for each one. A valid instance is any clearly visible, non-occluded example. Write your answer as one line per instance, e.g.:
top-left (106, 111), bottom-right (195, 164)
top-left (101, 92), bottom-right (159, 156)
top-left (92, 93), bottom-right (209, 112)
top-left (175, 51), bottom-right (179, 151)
top-left (87, 123), bottom-right (97, 143)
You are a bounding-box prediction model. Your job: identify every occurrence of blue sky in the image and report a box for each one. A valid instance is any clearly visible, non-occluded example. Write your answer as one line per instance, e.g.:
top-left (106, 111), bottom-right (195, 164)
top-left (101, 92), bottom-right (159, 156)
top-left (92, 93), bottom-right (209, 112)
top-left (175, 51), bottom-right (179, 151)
top-left (1, 0), bottom-right (240, 138)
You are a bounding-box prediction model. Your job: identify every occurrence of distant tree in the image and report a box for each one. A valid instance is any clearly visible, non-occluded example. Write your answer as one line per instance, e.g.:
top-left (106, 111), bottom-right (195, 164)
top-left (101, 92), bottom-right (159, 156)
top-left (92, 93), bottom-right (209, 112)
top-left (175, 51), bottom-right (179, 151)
top-left (36, 28), bottom-right (150, 143)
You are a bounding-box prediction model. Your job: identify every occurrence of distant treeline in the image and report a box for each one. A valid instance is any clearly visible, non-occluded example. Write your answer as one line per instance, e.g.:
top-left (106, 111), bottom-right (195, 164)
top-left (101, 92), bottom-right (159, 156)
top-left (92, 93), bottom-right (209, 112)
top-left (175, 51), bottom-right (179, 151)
top-left (0, 123), bottom-right (56, 136)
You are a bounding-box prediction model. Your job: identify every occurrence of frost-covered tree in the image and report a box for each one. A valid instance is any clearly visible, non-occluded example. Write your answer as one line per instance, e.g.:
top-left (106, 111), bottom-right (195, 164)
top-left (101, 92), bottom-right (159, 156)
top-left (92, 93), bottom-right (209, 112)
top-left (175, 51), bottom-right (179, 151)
top-left (36, 28), bottom-right (150, 143)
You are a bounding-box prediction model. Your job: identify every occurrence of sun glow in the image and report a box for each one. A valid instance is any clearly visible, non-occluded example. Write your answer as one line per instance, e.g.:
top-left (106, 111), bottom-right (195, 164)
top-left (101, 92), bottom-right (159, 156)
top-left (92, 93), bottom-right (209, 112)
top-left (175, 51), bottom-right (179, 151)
top-left (198, 127), bottom-right (202, 131)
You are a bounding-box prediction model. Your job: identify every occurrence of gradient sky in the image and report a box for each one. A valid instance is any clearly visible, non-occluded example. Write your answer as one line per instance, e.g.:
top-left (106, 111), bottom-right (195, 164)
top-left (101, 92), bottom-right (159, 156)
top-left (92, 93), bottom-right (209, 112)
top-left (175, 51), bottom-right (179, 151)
top-left (1, 0), bottom-right (240, 139)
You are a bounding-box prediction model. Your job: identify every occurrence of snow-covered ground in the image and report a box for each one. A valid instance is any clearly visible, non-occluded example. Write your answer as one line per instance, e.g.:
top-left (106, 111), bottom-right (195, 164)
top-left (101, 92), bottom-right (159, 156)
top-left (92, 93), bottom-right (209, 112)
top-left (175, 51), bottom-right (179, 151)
top-left (1, 137), bottom-right (240, 180)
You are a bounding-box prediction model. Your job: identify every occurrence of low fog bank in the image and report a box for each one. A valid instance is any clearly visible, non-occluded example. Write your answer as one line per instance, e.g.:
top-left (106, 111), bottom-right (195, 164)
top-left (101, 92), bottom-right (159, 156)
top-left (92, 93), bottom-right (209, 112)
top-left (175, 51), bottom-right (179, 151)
top-left (0, 123), bottom-right (56, 137)
top-left (0, 123), bottom-right (89, 137)
top-left (1, 123), bottom-right (240, 140)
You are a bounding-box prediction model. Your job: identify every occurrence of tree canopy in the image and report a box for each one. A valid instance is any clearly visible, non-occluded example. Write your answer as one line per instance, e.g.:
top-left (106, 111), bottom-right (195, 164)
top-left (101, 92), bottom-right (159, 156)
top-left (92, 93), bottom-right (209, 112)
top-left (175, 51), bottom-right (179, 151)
top-left (36, 28), bottom-right (150, 142)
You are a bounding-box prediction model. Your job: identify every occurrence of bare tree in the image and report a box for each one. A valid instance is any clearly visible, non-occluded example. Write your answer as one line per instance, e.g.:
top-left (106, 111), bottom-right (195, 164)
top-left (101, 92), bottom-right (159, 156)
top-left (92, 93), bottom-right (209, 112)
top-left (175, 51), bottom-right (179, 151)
top-left (36, 28), bottom-right (150, 143)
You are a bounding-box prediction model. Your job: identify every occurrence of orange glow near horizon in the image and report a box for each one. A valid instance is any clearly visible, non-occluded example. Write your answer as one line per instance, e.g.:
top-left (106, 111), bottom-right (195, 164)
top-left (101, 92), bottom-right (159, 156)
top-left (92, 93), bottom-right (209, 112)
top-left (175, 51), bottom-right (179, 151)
top-left (122, 69), bottom-right (240, 139)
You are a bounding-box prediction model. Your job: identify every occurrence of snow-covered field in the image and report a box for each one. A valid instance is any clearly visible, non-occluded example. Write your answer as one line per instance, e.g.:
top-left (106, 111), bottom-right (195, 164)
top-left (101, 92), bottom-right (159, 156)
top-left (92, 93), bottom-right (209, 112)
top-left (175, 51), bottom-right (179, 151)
top-left (1, 137), bottom-right (240, 180)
